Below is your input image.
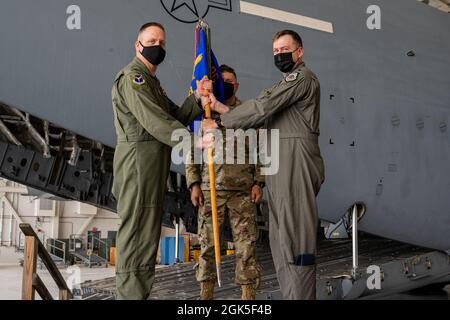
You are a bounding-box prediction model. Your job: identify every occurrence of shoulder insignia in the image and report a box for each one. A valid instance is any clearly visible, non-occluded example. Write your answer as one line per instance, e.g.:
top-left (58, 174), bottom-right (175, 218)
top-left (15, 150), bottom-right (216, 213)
top-left (285, 72), bottom-right (298, 83)
top-left (132, 74), bottom-right (146, 85)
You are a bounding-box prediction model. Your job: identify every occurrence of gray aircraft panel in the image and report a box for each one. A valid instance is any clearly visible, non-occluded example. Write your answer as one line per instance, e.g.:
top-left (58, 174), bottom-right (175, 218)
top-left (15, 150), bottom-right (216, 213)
top-left (0, 0), bottom-right (449, 250)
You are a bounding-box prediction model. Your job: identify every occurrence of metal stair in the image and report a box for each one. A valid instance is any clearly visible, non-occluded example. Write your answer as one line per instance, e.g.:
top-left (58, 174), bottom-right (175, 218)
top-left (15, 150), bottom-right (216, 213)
top-left (69, 234), bottom-right (109, 268)
top-left (19, 235), bottom-right (67, 268)
top-left (71, 249), bottom-right (108, 268)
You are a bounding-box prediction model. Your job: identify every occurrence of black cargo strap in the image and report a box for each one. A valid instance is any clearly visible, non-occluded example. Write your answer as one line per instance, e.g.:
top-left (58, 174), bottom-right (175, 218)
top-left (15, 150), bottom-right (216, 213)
top-left (117, 133), bottom-right (155, 143)
top-left (294, 254), bottom-right (316, 266)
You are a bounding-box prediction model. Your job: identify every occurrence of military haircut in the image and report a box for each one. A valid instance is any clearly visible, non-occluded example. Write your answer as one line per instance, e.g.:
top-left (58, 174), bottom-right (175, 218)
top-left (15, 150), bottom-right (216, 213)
top-left (273, 30), bottom-right (303, 47)
top-left (138, 22), bottom-right (165, 37)
top-left (219, 64), bottom-right (237, 80)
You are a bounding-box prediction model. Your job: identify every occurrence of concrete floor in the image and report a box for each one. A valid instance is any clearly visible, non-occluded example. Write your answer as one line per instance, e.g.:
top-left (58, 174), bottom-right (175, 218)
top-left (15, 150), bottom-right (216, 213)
top-left (0, 262), bottom-right (117, 300)
top-left (0, 246), bottom-right (116, 300)
top-left (0, 246), bottom-right (171, 300)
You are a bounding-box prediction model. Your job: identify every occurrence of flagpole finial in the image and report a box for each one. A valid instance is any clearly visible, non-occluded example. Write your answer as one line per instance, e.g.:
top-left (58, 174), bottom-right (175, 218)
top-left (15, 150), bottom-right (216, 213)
top-left (197, 18), bottom-right (209, 30)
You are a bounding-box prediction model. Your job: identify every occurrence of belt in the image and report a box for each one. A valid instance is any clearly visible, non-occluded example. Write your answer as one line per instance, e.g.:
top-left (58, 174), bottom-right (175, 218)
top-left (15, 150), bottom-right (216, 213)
top-left (117, 133), bottom-right (155, 143)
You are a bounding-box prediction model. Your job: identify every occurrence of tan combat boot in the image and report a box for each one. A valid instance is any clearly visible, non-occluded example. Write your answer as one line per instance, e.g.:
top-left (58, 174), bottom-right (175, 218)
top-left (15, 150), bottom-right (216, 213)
top-left (199, 281), bottom-right (215, 300)
top-left (241, 284), bottom-right (256, 300)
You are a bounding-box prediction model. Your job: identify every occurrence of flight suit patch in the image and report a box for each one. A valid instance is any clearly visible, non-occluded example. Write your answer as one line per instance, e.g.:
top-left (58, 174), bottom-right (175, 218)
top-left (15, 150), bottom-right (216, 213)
top-left (133, 74), bottom-right (146, 85)
top-left (285, 72), bottom-right (298, 82)
top-left (130, 74), bottom-right (148, 90)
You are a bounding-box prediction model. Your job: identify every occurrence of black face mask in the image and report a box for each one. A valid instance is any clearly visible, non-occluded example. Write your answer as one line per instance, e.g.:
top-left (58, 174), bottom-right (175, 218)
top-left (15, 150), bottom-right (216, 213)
top-left (223, 82), bottom-right (235, 100)
top-left (139, 41), bottom-right (166, 65)
top-left (274, 51), bottom-right (296, 73)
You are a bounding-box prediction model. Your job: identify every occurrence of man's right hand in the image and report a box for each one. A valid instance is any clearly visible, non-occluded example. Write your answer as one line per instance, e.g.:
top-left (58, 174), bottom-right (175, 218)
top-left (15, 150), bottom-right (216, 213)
top-left (207, 93), bottom-right (230, 115)
top-left (190, 184), bottom-right (204, 207)
top-left (195, 77), bottom-right (213, 99)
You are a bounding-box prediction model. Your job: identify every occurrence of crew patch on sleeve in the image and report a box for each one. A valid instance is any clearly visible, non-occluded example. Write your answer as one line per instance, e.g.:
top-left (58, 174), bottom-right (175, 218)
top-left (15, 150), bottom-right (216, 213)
top-left (285, 72), bottom-right (299, 83)
top-left (130, 74), bottom-right (148, 90)
top-left (133, 74), bottom-right (146, 85)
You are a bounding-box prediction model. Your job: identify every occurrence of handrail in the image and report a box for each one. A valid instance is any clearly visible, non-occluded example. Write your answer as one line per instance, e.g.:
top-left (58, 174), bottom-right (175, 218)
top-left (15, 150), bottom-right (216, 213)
top-left (90, 235), bottom-right (109, 262)
top-left (68, 233), bottom-right (109, 267)
top-left (19, 223), bottom-right (72, 300)
top-left (69, 234), bottom-right (85, 252)
top-left (349, 202), bottom-right (366, 279)
top-left (351, 204), bottom-right (358, 278)
top-left (46, 238), bottom-right (66, 263)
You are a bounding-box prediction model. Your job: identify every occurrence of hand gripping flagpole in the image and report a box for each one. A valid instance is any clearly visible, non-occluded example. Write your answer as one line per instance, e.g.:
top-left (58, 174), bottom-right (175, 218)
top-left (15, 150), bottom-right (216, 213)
top-left (195, 20), bottom-right (222, 287)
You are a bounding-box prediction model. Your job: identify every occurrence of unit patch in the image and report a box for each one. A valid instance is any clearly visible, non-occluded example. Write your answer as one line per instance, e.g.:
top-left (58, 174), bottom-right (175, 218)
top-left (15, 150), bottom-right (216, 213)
top-left (285, 72), bottom-right (298, 82)
top-left (133, 74), bottom-right (146, 85)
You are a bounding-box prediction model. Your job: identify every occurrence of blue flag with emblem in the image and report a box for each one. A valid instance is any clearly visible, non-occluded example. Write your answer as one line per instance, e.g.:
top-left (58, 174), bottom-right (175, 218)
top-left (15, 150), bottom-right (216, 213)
top-left (188, 27), bottom-right (224, 133)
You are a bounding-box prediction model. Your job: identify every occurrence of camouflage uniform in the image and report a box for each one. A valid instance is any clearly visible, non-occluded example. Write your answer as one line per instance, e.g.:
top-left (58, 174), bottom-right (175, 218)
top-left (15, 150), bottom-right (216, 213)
top-left (185, 98), bottom-right (264, 286)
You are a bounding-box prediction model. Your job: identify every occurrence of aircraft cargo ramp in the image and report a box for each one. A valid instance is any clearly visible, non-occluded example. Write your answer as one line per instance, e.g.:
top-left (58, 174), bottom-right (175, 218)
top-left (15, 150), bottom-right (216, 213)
top-left (76, 235), bottom-right (450, 300)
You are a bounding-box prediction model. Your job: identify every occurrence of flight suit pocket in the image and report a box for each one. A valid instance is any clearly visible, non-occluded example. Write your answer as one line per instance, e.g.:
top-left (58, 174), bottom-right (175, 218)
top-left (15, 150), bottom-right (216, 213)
top-left (135, 140), bottom-right (171, 207)
top-left (112, 143), bottom-right (138, 218)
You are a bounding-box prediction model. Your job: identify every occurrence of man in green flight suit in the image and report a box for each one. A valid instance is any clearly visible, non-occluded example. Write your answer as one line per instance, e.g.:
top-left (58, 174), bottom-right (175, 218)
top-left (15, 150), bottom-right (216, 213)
top-left (111, 22), bottom-right (210, 300)
top-left (186, 64), bottom-right (265, 300)
top-left (203, 30), bottom-right (325, 300)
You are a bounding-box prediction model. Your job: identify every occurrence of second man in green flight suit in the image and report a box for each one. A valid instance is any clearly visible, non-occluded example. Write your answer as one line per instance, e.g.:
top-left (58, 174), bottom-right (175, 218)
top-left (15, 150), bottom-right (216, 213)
top-left (202, 30), bottom-right (325, 300)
